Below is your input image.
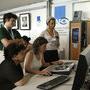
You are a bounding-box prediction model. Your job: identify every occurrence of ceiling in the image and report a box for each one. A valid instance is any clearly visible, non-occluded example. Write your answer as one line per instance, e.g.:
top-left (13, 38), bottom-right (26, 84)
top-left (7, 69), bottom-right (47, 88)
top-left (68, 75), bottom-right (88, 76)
top-left (0, 0), bottom-right (45, 12)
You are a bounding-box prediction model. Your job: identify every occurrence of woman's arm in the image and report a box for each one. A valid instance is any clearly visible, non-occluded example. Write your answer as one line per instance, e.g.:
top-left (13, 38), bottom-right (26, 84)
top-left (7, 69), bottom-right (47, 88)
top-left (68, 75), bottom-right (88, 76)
top-left (50, 60), bottom-right (64, 65)
top-left (24, 51), bottom-right (33, 73)
top-left (15, 74), bottom-right (30, 86)
top-left (1, 38), bottom-right (24, 47)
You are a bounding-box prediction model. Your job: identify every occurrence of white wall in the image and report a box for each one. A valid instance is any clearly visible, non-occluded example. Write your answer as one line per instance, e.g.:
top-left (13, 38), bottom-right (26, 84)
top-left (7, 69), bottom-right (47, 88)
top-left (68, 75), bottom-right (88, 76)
top-left (74, 1), bottom-right (90, 20)
top-left (0, 2), bottom-right (47, 43)
top-left (28, 8), bottom-right (47, 43)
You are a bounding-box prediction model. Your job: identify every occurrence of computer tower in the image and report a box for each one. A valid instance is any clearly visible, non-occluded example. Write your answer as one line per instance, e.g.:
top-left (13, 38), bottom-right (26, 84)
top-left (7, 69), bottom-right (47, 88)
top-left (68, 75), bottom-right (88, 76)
top-left (69, 21), bottom-right (88, 60)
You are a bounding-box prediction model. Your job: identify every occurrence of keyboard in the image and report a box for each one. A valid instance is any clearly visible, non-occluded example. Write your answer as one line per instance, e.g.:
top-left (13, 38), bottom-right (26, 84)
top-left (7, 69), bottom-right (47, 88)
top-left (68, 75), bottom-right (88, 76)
top-left (37, 75), bottom-right (70, 90)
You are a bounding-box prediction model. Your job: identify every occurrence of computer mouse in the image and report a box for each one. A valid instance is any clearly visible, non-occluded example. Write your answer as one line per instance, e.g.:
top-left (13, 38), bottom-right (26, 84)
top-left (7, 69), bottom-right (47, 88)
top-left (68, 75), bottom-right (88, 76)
top-left (48, 72), bottom-right (53, 76)
top-left (49, 73), bottom-right (53, 76)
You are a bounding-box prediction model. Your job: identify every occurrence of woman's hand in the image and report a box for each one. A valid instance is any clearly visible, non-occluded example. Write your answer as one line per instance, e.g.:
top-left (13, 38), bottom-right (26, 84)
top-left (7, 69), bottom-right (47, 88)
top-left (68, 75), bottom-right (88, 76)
top-left (50, 60), bottom-right (64, 65)
top-left (57, 60), bottom-right (64, 65)
top-left (40, 70), bottom-right (52, 76)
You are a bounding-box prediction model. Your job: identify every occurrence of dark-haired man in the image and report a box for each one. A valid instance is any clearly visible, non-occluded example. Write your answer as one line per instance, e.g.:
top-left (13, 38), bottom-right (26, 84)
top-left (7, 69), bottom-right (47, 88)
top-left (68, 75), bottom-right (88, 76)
top-left (0, 13), bottom-right (22, 63)
top-left (0, 43), bottom-right (29, 90)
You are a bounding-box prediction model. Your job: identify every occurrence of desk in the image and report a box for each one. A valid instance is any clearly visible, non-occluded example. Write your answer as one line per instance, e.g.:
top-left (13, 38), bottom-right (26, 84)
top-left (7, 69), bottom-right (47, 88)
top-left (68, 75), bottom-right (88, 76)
top-left (13, 60), bottom-right (77, 90)
top-left (13, 74), bottom-right (74, 90)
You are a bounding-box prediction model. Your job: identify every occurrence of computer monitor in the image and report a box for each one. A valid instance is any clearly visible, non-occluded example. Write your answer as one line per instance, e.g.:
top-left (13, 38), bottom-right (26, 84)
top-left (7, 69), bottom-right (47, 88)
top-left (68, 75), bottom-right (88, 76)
top-left (72, 46), bottom-right (90, 90)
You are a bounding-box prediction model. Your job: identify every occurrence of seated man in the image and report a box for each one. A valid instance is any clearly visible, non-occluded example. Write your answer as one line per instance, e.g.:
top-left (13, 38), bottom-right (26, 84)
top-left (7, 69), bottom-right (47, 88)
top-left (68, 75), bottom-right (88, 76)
top-left (0, 43), bottom-right (29, 90)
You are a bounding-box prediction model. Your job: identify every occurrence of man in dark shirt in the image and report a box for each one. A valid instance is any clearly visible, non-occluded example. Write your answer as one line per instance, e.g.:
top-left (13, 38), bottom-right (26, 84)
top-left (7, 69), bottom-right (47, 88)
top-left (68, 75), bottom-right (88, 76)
top-left (0, 13), bottom-right (26, 64)
top-left (0, 43), bottom-right (28, 90)
top-left (0, 12), bottom-right (22, 50)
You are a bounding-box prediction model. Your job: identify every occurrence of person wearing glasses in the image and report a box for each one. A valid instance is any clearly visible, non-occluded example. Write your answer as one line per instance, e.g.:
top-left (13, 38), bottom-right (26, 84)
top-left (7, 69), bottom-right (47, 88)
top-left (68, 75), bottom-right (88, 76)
top-left (0, 13), bottom-right (28, 63)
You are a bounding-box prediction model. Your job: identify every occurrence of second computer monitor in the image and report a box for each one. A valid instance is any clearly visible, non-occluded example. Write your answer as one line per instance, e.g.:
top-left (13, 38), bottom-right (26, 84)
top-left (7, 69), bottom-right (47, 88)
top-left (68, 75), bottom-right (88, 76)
top-left (72, 46), bottom-right (90, 90)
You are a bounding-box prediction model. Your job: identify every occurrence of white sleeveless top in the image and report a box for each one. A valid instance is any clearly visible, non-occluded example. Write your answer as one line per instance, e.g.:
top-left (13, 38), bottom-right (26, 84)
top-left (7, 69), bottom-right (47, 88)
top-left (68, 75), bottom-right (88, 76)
top-left (23, 51), bottom-right (42, 75)
top-left (31, 54), bottom-right (41, 70)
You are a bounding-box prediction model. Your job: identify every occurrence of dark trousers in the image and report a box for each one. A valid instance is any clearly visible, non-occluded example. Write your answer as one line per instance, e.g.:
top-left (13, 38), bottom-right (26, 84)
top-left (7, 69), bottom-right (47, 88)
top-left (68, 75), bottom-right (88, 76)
top-left (44, 50), bottom-right (59, 63)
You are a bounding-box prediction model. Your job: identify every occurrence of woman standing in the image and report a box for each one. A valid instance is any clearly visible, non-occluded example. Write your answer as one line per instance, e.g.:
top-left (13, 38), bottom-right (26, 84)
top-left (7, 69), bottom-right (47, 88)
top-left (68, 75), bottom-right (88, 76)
top-left (40, 17), bottom-right (60, 62)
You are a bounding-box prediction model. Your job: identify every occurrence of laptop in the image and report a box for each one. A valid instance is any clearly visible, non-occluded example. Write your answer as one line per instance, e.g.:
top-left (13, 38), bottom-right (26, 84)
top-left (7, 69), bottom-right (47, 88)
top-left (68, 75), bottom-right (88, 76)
top-left (49, 61), bottom-right (75, 75)
top-left (37, 75), bottom-right (70, 90)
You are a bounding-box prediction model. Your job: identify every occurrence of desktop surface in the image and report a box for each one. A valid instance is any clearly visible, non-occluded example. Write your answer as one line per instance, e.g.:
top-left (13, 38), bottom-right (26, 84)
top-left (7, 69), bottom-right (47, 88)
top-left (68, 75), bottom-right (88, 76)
top-left (13, 60), bottom-right (77, 90)
top-left (37, 75), bottom-right (70, 90)
top-left (13, 74), bottom-right (73, 90)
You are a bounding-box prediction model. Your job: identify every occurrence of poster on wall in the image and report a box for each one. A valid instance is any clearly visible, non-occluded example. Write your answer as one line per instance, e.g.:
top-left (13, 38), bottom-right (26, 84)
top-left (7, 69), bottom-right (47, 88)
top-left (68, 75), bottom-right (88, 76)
top-left (54, 5), bottom-right (70, 59)
top-left (55, 6), bottom-right (65, 22)
top-left (30, 8), bottom-right (47, 43)
top-left (37, 16), bottom-right (41, 23)
top-left (54, 5), bottom-right (69, 34)
top-left (54, 6), bottom-right (69, 29)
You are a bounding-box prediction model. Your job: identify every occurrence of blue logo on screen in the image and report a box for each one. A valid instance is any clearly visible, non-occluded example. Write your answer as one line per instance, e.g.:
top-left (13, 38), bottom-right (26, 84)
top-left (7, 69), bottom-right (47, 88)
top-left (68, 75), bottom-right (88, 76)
top-left (59, 17), bottom-right (69, 25)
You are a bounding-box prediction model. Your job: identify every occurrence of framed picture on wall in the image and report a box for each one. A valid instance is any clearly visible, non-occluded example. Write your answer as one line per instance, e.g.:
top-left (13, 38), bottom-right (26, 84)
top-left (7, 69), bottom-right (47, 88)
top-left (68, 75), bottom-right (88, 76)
top-left (73, 11), bottom-right (82, 21)
top-left (12, 19), bottom-right (19, 29)
top-left (20, 13), bottom-right (30, 30)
